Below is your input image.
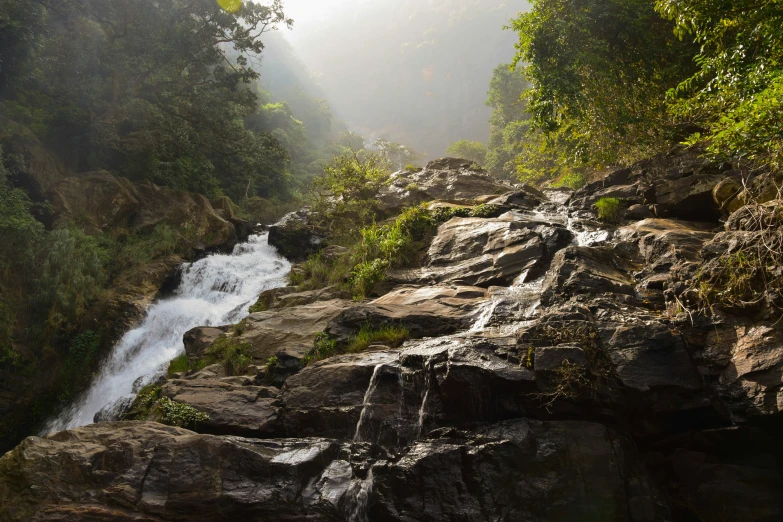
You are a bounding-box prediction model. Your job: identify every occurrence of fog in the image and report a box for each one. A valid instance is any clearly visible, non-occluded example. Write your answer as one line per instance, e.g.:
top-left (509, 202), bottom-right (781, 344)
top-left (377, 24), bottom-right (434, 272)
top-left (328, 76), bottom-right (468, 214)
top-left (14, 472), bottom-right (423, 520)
top-left (276, 0), bottom-right (530, 158)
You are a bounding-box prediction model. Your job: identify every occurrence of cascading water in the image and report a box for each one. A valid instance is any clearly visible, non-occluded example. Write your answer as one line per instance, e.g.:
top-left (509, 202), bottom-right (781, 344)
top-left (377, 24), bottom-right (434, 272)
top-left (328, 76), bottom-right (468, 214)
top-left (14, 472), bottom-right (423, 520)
top-left (44, 233), bottom-right (291, 433)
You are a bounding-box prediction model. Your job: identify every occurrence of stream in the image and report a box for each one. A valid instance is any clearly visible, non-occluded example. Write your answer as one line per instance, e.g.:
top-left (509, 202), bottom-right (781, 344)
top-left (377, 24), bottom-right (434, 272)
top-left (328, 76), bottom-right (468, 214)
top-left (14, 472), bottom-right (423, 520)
top-left (44, 233), bottom-right (291, 433)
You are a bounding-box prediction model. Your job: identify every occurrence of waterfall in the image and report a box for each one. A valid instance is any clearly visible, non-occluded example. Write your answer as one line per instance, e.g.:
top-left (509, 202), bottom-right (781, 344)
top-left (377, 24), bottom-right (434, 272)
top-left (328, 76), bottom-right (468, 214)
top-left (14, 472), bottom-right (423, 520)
top-left (43, 233), bottom-right (291, 433)
top-left (353, 364), bottom-right (386, 442)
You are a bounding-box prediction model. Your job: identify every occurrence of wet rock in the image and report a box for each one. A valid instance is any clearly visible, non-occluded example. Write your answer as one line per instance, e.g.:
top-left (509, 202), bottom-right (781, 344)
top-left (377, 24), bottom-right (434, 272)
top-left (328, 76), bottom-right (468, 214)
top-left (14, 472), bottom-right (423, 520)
top-left (160, 380), bottom-right (280, 437)
top-left (625, 204), bottom-right (654, 220)
top-left (652, 426), bottom-right (783, 522)
top-left (427, 217), bottom-right (546, 286)
top-left (542, 246), bottom-right (636, 305)
top-left (239, 299), bottom-right (354, 363)
top-left (651, 172), bottom-right (726, 221)
top-left (327, 285), bottom-right (487, 340)
top-left (601, 322), bottom-right (702, 392)
top-left (485, 184), bottom-right (548, 210)
top-left (371, 419), bottom-right (669, 522)
top-left (534, 344), bottom-right (588, 371)
top-left (691, 319), bottom-right (783, 421)
top-left (377, 158), bottom-right (513, 213)
top-left (267, 209), bottom-right (323, 261)
top-left (0, 422), bottom-right (344, 522)
top-left (282, 351), bottom-right (399, 439)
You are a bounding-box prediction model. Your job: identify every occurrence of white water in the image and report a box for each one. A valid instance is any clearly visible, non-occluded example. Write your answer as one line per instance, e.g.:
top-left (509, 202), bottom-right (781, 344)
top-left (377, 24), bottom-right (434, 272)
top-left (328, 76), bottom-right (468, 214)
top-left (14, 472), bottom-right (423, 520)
top-left (44, 233), bottom-right (291, 433)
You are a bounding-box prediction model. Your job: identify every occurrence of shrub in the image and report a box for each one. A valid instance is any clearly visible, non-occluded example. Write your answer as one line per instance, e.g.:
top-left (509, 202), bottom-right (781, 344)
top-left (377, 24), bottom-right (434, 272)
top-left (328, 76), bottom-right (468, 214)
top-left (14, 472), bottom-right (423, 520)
top-left (350, 259), bottom-right (390, 299)
top-left (310, 151), bottom-right (390, 233)
top-left (207, 336), bottom-right (252, 376)
top-left (265, 355), bottom-right (279, 372)
top-left (122, 384), bottom-right (161, 421)
top-left (552, 171), bottom-right (587, 190)
top-left (594, 197), bottom-right (621, 224)
top-left (158, 396), bottom-right (209, 429)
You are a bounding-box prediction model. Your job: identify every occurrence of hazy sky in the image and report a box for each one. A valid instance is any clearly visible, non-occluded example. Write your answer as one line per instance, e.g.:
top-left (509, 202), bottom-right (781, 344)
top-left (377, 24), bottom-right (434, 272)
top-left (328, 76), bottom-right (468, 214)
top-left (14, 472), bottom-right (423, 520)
top-left (280, 0), bottom-right (365, 40)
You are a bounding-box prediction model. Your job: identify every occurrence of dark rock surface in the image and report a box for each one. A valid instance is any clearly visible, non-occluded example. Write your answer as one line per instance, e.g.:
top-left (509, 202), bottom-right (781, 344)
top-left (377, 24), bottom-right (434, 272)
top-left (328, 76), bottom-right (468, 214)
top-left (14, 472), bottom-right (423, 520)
top-left (3, 149), bottom-right (783, 522)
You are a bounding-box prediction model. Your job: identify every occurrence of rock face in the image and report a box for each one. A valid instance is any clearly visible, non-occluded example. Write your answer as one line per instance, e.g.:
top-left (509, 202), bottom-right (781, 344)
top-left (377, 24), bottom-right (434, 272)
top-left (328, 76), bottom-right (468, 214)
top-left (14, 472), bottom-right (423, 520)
top-left (4, 149), bottom-right (783, 522)
top-left (377, 158), bottom-right (514, 214)
top-left (47, 172), bottom-right (239, 250)
top-left (160, 380), bottom-right (280, 437)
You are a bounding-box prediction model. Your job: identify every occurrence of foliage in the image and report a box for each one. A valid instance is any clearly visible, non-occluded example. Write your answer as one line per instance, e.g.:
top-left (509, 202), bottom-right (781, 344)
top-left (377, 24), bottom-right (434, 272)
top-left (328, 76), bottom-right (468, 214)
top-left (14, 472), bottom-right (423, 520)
top-left (302, 325), bottom-right (409, 366)
top-left (446, 140), bottom-right (488, 166)
top-left (0, 0), bottom-right (296, 201)
top-left (594, 198), bottom-right (622, 224)
top-left (551, 171), bottom-right (588, 190)
top-left (265, 355), bottom-right (279, 372)
top-left (121, 384), bottom-right (161, 421)
top-left (691, 202), bottom-right (783, 316)
top-left (310, 151), bottom-right (391, 234)
top-left (158, 396), bottom-right (209, 429)
top-left (655, 0), bottom-right (783, 169)
top-left (373, 139), bottom-right (423, 172)
top-left (485, 64), bottom-right (532, 179)
top-left (302, 332), bottom-right (339, 366)
top-left (32, 228), bottom-right (108, 338)
top-left (292, 203), bottom-right (502, 298)
top-left (511, 0), bottom-right (698, 169)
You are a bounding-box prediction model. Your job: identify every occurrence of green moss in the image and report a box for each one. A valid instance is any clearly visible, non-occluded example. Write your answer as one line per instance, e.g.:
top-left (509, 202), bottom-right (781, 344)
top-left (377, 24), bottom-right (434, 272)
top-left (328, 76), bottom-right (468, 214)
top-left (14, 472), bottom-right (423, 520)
top-left (302, 325), bottom-right (409, 366)
top-left (206, 335), bottom-right (253, 376)
top-left (122, 384), bottom-right (162, 421)
top-left (167, 353), bottom-right (190, 376)
top-left (594, 197), bottom-right (622, 223)
top-left (346, 324), bottom-right (409, 353)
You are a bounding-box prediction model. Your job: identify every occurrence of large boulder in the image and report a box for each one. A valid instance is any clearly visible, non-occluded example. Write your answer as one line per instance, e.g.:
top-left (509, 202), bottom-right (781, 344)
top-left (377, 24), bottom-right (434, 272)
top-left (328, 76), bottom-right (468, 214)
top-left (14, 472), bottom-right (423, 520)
top-left (229, 298), bottom-right (353, 364)
top-left (327, 285), bottom-right (488, 340)
top-left (160, 379), bottom-right (281, 437)
top-left (542, 246), bottom-right (636, 305)
top-left (0, 422), bottom-right (346, 522)
top-left (371, 419), bottom-right (668, 522)
top-left (377, 158), bottom-right (515, 214)
top-left (267, 209), bottom-right (324, 261)
top-left (423, 216), bottom-right (570, 287)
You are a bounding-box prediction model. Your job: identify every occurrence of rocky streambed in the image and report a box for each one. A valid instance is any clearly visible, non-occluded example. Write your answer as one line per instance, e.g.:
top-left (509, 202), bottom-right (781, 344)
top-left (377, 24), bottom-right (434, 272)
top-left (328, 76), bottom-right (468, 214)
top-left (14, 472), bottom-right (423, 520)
top-left (2, 152), bottom-right (782, 521)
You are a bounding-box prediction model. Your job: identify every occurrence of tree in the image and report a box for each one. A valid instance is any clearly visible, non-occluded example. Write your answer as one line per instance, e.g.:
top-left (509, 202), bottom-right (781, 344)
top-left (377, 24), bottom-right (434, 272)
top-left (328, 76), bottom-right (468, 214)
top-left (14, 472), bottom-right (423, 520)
top-left (1, 0), bottom-right (293, 199)
top-left (511, 0), bottom-right (698, 167)
top-left (446, 140), bottom-right (488, 166)
top-left (656, 0), bottom-right (783, 168)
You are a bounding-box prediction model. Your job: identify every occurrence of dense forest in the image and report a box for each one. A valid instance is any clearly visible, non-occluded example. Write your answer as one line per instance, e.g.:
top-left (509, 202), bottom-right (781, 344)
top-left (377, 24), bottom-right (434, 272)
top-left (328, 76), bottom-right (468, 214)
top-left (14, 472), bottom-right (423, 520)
top-left (477, 0), bottom-right (783, 184)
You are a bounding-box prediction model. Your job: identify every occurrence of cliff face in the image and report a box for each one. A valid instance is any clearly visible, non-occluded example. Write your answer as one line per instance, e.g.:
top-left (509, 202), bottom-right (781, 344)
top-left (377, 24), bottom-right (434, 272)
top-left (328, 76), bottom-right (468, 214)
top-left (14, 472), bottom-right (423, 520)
top-left (2, 151), bottom-right (783, 521)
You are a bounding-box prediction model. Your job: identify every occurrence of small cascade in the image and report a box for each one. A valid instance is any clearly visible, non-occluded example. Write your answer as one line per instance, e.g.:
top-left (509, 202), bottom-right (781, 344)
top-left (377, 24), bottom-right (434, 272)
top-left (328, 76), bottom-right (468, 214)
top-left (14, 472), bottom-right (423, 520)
top-left (353, 364), bottom-right (386, 442)
top-left (44, 233), bottom-right (290, 433)
top-left (567, 215), bottom-right (611, 246)
top-left (345, 468), bottom-right (374, 522)
top-left (415, 359), bottom-right (432, 439)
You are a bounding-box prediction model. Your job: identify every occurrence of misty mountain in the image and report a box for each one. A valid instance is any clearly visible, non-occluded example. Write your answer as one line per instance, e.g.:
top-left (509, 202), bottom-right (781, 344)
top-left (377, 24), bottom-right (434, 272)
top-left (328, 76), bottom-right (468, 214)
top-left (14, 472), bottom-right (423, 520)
top-left (287, 0), bottom-right (529, 158)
